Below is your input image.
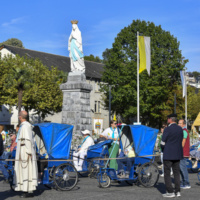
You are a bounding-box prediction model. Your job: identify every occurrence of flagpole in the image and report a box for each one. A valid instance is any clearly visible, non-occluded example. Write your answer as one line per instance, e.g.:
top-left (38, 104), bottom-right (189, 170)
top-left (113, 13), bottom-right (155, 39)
top-left (185, 70), bottom-right (187, 129)
top-left (137, 31), bottom-right (140, 123)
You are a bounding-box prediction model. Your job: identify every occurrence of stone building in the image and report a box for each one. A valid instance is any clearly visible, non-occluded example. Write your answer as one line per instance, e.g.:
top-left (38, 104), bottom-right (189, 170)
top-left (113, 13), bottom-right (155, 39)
top-left (0, 45), bottom-right (109, 134)
top-left (185, 72), bottom-right (200, 91)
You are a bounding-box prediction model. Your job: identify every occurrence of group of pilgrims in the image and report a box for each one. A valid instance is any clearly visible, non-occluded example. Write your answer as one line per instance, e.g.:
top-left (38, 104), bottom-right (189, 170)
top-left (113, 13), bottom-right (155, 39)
top-left (0, 112), bottom-right (200, 198)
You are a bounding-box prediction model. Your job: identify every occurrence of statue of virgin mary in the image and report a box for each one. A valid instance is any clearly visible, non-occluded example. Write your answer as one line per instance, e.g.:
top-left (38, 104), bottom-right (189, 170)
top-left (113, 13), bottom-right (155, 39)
top-left (68, 20), bottom-right (85, 73)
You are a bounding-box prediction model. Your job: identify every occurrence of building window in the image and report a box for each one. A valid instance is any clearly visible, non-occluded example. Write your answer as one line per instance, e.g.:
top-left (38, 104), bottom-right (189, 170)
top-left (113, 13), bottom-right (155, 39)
top-left (94, 101), bottom-right (101, 113)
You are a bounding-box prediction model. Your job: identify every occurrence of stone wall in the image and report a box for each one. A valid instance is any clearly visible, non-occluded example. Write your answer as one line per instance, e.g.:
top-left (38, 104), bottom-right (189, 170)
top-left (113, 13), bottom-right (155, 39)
top-left (60, 72), bottom-right (93, 134)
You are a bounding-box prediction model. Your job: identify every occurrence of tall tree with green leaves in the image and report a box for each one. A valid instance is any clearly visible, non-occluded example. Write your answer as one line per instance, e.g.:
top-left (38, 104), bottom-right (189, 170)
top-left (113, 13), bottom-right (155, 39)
top-left (84, 54), bottom-right (102, 63)
top-left (1, 55), bottom-right (32, 114)
top-left (0, 55), bottom-right (67, 119)
top-left (0, 38), bottom-right (24, 48)
top-left (101, 20), bottom-right (188, 126)
top-left (191, 71), bottom-right (200, 79)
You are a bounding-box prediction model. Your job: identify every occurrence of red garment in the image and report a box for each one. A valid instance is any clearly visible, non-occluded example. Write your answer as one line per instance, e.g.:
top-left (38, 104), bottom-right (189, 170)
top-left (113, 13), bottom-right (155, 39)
top-left (183, 128), bottom-right (190, 157)
top-left (10, 139), bottom-right (17, 152)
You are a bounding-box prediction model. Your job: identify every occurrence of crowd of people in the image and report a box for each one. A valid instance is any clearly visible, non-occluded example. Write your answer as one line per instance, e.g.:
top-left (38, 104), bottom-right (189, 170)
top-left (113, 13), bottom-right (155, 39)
top-left (0, 112), bottom-right (199, 198)
top-left (159, 114), bottom-right (199, 198)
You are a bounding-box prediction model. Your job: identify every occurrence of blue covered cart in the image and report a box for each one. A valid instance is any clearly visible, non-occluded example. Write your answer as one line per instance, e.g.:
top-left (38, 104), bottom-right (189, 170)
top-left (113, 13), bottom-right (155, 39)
top-left (97, 125), bottom-right (159, 188)
top-left (9, 123), bottom-right (78, 191)
top-left (33, 123), bottom-right (78, 191)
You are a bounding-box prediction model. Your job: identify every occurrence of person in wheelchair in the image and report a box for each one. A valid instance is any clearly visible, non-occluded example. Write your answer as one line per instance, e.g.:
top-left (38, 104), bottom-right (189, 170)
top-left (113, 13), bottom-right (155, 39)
top-left (73, 130), bottom-right (94, 171)
top-left (190, 136), bottom-right (200, 168)
top-left (0, 130), bottom-right (17, 183)
top-left (117, 145), bottom-right (135, 179)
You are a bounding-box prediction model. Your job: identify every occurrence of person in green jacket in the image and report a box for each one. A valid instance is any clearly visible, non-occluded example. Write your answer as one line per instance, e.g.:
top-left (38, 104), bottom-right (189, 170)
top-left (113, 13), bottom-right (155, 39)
top-left (100, 120), bottom-right (120, 170)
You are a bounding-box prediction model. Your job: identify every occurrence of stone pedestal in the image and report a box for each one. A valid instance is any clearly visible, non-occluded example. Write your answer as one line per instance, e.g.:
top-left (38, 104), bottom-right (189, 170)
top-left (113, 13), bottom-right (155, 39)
top-left (60, 71), bottom-right (93, 134)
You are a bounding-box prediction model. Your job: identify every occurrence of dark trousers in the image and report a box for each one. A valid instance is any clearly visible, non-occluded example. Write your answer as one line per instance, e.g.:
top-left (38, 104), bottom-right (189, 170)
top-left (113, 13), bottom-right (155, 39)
top-left (163, 160), bottom-right (180, 193)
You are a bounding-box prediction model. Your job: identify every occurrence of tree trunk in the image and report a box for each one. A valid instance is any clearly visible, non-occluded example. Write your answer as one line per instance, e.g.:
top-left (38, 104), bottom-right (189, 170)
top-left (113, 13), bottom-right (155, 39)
top-left (18, 87), bottom-right (23, 116)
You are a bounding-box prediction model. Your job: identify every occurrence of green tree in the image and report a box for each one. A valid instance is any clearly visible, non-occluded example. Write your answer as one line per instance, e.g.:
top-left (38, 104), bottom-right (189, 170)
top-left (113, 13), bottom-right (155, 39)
top-left (84, 54), bottom-right (102, 63)
top-left (0, 38), bottom-right (24, 48)
top-left (191, 71), bottom-right (200, 79)
top-left (1, 55), bottom-right (32, 114)
top-left (187, 87), bottom-right (200, 121)
top-left (161, 84), bottom-right (200, 123)
top-left (0, 55), bottom-right (66, 119)
top-left (101, 20), bottom-right (188, 126)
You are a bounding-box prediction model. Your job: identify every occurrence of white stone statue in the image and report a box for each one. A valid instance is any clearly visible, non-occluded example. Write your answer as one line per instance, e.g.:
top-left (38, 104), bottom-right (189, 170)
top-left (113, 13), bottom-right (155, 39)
top-left (68, 20), bottom-right (85, 73)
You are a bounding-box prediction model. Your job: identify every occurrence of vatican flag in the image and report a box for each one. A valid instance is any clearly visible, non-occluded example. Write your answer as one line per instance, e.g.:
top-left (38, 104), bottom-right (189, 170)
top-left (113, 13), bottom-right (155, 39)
top-left (139, 36), bottom-right (151, 75)
top-left (113, 112), bottom-right (117, 121)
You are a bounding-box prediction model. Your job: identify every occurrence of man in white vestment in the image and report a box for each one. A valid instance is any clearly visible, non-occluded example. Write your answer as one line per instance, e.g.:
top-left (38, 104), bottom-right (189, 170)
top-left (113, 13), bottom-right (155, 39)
top-left (14, 111), bottom-right (38, 198)
top-left (73, 130), bottom-right (94, 171)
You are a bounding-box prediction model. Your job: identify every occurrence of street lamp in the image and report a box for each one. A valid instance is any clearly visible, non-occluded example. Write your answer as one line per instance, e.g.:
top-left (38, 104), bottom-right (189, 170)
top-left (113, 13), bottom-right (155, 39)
top-left (109, 85), bottom-right (112, 125)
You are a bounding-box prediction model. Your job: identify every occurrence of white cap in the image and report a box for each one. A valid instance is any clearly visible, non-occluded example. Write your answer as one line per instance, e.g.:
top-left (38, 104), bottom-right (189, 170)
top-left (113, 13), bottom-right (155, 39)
top-left (81, 130), bottom-right (90, 135)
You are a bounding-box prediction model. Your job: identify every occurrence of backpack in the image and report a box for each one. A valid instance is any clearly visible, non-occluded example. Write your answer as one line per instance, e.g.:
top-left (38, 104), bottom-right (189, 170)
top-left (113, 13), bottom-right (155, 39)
top-left (0, 134), bottom-right (4, 156)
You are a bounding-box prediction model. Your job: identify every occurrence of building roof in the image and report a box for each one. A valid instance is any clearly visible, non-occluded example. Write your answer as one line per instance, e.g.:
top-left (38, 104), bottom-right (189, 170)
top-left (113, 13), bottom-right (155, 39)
top-left (0, 45), bottom-right (104, 80)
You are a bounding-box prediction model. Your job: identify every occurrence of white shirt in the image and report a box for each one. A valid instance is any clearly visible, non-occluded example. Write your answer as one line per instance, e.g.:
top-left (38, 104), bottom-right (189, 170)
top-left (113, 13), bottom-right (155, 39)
top-left (101, 127), bottom-right (119, 145)
top-left (80, 136), bottom-right (94, 152)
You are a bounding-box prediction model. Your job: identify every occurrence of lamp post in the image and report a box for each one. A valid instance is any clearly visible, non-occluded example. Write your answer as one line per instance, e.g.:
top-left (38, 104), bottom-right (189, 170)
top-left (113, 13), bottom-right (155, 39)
top-left (109, 85), bottom-right (112, 125)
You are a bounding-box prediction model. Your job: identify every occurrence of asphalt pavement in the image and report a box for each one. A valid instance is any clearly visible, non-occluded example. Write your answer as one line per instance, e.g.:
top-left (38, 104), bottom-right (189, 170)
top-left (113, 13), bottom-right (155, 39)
top-left (0, 169), bottom-right (200, 200)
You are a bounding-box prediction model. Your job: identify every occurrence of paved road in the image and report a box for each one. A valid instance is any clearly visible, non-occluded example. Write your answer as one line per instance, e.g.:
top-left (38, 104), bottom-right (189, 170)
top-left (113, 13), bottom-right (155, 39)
top-left (0, 171), bottom-right (199, 200)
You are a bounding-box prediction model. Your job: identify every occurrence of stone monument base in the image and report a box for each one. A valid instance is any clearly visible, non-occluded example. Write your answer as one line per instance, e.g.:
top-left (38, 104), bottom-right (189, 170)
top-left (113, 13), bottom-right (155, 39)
top-left (60, 71), bottom-right (93, 134)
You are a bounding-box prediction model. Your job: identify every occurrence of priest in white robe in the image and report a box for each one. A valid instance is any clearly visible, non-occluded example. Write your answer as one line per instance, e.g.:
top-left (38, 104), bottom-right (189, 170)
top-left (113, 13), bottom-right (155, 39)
top-left (14, 111), bottom-right (38, 198)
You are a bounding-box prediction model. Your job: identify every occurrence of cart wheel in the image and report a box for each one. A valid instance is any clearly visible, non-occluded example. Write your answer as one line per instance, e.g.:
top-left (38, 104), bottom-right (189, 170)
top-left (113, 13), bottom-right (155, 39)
top-left (98, 173), bottom-right (111, 188)
top-left (53, 163), bottom-right (78, 191)
top-left (138, 162), bottom-right (159, 187)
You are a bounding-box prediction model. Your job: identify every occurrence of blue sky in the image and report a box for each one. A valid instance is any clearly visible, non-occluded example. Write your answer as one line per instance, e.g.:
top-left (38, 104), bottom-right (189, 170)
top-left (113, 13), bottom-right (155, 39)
top-left (1, 0), bottom-right (199, 72)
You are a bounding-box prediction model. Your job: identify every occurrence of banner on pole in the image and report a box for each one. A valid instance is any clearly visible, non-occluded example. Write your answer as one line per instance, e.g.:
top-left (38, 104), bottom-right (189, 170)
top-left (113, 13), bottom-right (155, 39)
top-left (113, 111), bottom-right (117, 121)
top-left (139, 36), bottom-right (151, 75)
top-left (180, 71), bottom-right (186, 97)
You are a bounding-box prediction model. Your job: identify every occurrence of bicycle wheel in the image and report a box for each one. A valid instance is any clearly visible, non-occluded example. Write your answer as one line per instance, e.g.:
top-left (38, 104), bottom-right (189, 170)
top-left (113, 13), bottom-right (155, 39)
top-left (53, 163), bottom-right (78, 191)
top-left (138, 162), bottom-right (159, 187)
top-left (98, 173), bottom-right (111, 188)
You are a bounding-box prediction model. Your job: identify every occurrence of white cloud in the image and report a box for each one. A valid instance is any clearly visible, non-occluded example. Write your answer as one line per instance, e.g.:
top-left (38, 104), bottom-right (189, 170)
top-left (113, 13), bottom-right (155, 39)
top-left (2, 17), bottom-right (25, 27)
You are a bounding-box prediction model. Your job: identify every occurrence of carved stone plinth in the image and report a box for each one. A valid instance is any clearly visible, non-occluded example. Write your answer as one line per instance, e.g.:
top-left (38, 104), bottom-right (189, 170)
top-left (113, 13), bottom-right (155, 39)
top-left (60, 71), bottom-right (92, 134)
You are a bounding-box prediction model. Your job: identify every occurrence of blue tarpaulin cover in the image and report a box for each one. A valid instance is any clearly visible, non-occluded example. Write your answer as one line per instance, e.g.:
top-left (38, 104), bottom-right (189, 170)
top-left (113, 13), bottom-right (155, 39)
top-left (118, 125), bottom-right (158, 159)
top-left (87, 140), bottom-right (113, 158)
top-left (130, 125), bottom-right (158, 158)
top-left (34, 123), bottom-right (73, 159)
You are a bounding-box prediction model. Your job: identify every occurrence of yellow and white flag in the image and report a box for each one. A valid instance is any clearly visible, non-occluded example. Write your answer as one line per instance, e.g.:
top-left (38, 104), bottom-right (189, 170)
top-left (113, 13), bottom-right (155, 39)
top-left (113, 111), bottom-right (117, 121)
top-left (139, 36), bottom-right (151, 75)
